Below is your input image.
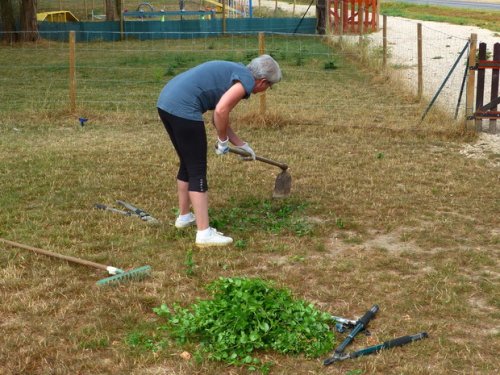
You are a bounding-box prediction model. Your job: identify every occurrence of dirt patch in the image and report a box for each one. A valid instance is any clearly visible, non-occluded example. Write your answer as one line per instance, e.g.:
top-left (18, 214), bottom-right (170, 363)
top-left (327, 228), bottom-right (423, 255)
top-left (460, 133), bottom-right (500, 166)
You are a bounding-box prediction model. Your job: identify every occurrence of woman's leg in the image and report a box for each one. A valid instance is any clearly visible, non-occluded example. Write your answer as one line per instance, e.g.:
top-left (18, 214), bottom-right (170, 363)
top-left (189, 191), bottom-right (209, 230)
top-left (177, 179), bottom-right (191, 216)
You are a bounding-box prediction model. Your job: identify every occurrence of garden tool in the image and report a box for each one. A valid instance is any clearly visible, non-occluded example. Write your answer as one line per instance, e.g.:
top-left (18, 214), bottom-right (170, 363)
top-left (0, 237), bottom-right (151, 286)
top-left (332, 315), bottom-right (370, 335)
top-left (94, 200), bottom-right (159, 224)
top-left (228, 146), bottom-right (291, 198)
top-left (324, 305), bottom-right (428, 365)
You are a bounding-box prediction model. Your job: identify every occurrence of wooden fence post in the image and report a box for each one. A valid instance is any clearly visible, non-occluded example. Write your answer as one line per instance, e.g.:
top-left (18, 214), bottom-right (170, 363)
top-left (69, 31), bottom-right (76, 114)
top-left (417, 23), bottom-right (423, 100)
top-left (466, 33), bottom-right (477, 131)
top-left (339, 0), bottom-right (343, 38)
top-left (490, 43), bottom-right (500, 133)
top-left (120, 0), bottom-right (124, 40)
top-left (325, 0), bottom-right (330, 35)
top-left (476, 43), bottom-right (487, 131)
top-left (259, 32), bottom-right (266, 114)
top-left (377, 0), bottom-right (381, 32)
top-left (358, 6), bottom-right (364, 44)
top-left (222, 0), bottom-right (226, 34)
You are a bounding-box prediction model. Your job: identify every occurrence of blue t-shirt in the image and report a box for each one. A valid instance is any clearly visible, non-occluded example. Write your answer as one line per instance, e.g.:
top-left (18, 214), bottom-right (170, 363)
top-left (157, 61), bottom-right (255, 121)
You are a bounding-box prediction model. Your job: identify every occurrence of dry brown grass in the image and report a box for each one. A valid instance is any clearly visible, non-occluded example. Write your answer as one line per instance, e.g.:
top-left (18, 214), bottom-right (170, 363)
top-left (0, 34), bottom-right (499, 375)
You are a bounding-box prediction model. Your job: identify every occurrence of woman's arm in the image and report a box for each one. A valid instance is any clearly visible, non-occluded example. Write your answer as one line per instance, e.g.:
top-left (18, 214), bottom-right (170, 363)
top-left (212, 82), bottom-right (246, 144)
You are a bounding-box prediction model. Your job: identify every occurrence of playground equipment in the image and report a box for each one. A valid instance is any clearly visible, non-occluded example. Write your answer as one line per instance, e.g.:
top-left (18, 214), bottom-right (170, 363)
top-left (329, 0), bottom-right (379, 33)
top-left (122, 1), bottom-right (251, 20)
top-left (202, 0), bottom-right (251, 17)
top-left (37, 11), bottom-right (79, 22)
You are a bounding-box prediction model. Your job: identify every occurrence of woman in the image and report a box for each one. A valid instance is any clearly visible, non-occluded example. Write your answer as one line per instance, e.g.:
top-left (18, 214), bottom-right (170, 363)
top-left (157, 54), bottom-right (282, 247)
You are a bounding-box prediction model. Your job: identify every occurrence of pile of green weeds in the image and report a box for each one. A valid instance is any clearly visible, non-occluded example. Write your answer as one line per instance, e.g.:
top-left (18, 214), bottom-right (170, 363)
top-left (153, 277), bottom-right (335, 372)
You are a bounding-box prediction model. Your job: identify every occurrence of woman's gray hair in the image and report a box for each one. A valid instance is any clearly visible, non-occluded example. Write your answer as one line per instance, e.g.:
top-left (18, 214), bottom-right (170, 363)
top-left (247, 54), bottom-right (282, 85)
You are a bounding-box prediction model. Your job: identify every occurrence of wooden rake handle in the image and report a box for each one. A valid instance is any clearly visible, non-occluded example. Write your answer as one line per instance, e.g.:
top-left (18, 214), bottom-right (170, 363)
top-left (228, 147), bottom-right (288, 171)
top-left (0, 237), bottom-right (108, 272)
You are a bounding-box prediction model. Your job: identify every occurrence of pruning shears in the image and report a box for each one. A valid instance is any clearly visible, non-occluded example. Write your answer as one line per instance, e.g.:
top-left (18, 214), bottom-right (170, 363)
top-left (324, 305), bottom-right (428, 365)
top-left (94, 200), bottom-right (159, 224)
top-left (332, 315), bottom-right (370, 334)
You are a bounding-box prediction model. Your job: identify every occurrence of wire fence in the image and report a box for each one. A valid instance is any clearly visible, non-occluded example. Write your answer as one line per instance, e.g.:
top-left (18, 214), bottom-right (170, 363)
top-left (0, 31), bottom-right (342, 125)
top-left (1, 16), bottom-right (497, 127)
top-left (364, 16), bottom-right (497, 123)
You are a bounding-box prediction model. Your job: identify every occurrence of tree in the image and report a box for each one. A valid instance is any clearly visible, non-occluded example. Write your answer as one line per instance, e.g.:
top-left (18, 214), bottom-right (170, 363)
top-left (105, 0), bottom-right (116, 21)
top-left (19, 0), bottom-right (38, 41)
top-left (316, 0), bottom-right (326, 35)
top-left (0, 0), bottom-right (18, 43)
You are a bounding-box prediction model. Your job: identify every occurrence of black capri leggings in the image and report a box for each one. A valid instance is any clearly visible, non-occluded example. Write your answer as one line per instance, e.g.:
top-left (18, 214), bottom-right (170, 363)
top-left (158, 108), bottom-right (208, 192)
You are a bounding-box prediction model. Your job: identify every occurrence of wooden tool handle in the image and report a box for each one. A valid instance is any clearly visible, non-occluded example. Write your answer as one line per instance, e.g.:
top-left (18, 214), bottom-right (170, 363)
top-left (228, 147), bottom-right (288, 170)
top-left (0, 237), bottom-right (108, 271)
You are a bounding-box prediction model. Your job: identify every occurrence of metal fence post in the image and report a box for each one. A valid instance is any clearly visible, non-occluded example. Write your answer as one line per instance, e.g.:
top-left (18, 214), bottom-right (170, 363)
top-left (417, 23), bottom-right (423, 100)
top-left (259, 32), bottom-right (266, 114)
top-left (69, 31), bottom-right (76, 113)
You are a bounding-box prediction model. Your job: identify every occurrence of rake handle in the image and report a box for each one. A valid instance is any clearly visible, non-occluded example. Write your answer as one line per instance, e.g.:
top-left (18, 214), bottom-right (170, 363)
top-left (0, 237), bottom-right (108, 272)
top-left (228, 147), bottom-right (288, 171)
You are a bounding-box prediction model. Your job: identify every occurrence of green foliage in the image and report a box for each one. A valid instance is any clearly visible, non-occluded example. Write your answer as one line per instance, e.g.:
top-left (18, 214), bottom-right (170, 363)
top-left (324, 60), bottom-right (337, 70)
top-left (381, 2), bottom-right (500, 33)
top-left (210, 198), bottom-right (313, 237)
top-left (126, 331), bottom-right (167, 353)
top-left (153, 277), bottom-right (335, 369)
top-left (184, 249), bottom-right (195, 276)
top-left (335, 217), bottom-right (345, 229)
top-left (346, 370), bottom-right (364, 375)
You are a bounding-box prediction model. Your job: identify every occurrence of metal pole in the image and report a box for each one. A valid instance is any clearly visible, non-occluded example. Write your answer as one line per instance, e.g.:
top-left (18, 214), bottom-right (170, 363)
top-left (69, 31), bottom-right (76, 113)
top-left (417, 23), bottom-right (423, 100)
top-left (259, 32), bottom-right (266, 114)
top-left (382, 15), bottom-right (387, 67)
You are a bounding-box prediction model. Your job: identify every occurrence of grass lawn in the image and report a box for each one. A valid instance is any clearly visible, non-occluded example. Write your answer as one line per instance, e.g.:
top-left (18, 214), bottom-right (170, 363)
top-left (0, 30), bottom-right (499, 375)
top-left (380, 1), bottom-right (500, 33)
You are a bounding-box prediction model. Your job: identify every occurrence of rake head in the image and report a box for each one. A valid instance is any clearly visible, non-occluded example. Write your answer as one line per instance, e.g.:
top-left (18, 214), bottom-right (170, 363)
top-left (96, 265), bottom-right (152, 286)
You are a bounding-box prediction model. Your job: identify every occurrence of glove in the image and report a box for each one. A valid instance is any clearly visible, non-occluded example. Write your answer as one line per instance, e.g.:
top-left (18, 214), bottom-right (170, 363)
top-left (234, 142), bottom-right (256, 160)
top-left (215, 137), bottom-right (229, 155)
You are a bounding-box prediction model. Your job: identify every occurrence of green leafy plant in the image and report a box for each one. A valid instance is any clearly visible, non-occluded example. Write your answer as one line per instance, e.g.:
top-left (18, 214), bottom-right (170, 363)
top-left (153, 277), bottom-right (335, 370)
top-left (184, 249), bottom-right (195, 276)
top-left (324, 60), bottom-right (337, 70)
top-left (126, 331), bottom-right (167, 353)
top-left (335, 217), bottom-right (345, 229)
top-left (210, 198), bottom-right (312, 236)
top-left (234, 239), bottom-right (247, 249)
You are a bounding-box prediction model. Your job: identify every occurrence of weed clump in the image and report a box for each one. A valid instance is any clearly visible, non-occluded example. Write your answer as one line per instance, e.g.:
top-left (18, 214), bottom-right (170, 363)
top-left (154, 277), bottom-right (335, 371)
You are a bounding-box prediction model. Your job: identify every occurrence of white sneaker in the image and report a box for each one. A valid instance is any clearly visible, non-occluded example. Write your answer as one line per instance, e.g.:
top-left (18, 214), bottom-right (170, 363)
top-left (175, 213), bottom-right (196, 228)
top-left (195, 227), bottom-right (233, 247)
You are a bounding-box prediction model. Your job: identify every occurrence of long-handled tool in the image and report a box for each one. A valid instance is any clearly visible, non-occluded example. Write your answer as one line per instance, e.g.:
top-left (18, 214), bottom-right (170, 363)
top-left (0, 238), bottom-right (151, 286)
top-left (324, 305), bottom-right (428, 365)
top-left (326, 304), bottom-right (379, 364)
top-left (94, 200), bottom-right (159, 224)
top-left (228, 146), bottom-right (291, 198)
top-left (325, 332), bottom-right (429, 364)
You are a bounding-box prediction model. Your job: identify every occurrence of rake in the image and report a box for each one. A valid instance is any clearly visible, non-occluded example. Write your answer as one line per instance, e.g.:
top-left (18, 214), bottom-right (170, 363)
top-left (228, 146), bottom-right (292, 198)
top-left (0, 237), bottom-right (151, 286)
